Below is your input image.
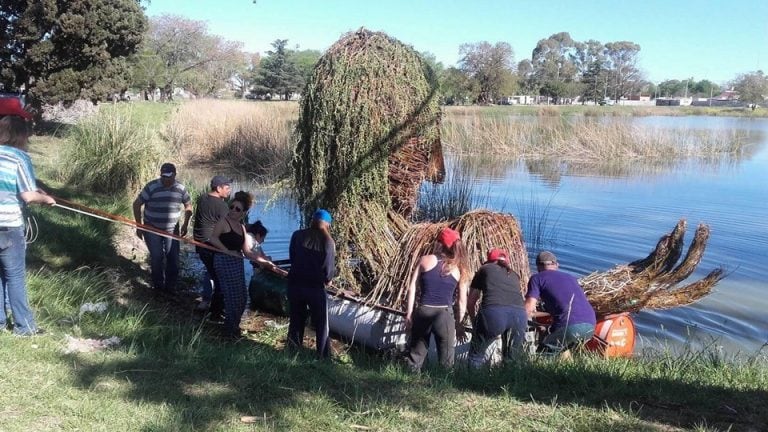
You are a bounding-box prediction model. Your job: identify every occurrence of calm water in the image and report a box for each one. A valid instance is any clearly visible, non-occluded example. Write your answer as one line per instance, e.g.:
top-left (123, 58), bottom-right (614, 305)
top-left (195, 116), bottom-right (768, 356)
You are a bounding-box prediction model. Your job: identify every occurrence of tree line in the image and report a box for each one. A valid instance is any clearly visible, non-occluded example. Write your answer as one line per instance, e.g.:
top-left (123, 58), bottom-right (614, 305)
top-left (2, 2), bottom-right (766, 111)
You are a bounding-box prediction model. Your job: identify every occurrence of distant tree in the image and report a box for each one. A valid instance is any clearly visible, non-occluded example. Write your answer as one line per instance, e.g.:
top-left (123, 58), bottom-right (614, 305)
top-left (516, 59), bottom-right (539, 96)
top-left (231, 53), bottom-right (260, 98)
top-left (580, 59), bottom-right (608, 103)
top-left (289, 48), bottom-right (322, 89)
top-left (0, 0), bottom-right (146, 109)
top-left (530, 32), bottom-right (581, 103)
top-left (440, 66), bottom-right (477, 105)
top-left (458, 41), bottom-right (515, 103)
top-left (658, 79), bottom-right (684, 97)
top-left (253, 39), bottom-right (303, 100)
top-left (132, 15), bottom-right (245, 100)
top-left (604, 41), bottom-right (643, 100)
top-left (732, 70), bottom-right (768, 109)
top-left (692, 79), bottom-right (720, 98)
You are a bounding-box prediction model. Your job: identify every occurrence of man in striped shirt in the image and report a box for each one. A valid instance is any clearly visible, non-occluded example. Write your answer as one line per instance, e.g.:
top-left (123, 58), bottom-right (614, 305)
top-left (132, 163), bottom-right (192, 296)
top-left (0, 100), bottom-right (56, 336)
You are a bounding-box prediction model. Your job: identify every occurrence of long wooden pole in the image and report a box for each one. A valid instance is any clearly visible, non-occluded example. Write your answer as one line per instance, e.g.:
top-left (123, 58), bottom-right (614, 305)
top-left (50, 195), bottom-right (405, 315)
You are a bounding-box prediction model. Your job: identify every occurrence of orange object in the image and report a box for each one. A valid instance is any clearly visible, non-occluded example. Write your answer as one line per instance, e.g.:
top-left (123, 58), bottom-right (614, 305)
top-left (585, 312), bottom-right (636, 357)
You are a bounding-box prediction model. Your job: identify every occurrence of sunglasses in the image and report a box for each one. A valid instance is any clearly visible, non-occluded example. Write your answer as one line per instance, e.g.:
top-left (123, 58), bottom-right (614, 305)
top-left (229, 205), bottom-right (244, 212)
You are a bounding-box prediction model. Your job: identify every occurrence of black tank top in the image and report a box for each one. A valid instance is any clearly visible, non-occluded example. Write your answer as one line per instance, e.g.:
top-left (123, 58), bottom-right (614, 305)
top-left (220, 219), bottom-right (244, 251)
top-left (419, 259), bottom-right (458, 306)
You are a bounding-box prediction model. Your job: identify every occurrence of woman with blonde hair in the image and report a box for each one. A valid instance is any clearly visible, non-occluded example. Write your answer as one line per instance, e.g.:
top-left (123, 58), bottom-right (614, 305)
top-left (404, 227), bottom-right (470, 370)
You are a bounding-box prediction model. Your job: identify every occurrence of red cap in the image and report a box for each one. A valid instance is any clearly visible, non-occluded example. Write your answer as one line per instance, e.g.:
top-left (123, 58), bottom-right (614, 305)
top-left (486, 248), bottom-right (509, 263)
top-left (438, 227), bottom-right (460, 248)
top-left (0, 97), bottom-right (32, 120)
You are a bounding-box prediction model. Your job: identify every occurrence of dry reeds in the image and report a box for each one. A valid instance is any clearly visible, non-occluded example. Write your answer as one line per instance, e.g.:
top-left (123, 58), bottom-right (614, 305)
top-left (165, 99), bottom-right (297, 181)
top-left (580, 219), bottom-right (725, 316)
top-left (442, 114), bottom-right (749, 161)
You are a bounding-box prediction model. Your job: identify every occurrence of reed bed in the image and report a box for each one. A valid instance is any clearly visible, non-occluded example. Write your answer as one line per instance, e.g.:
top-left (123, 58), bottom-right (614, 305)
top-left (442, 114), bottom-right (749, 161)
top-left (165, 99), bottom-right (298, 182)
top-left (60, 107), bottom-right (161, 195)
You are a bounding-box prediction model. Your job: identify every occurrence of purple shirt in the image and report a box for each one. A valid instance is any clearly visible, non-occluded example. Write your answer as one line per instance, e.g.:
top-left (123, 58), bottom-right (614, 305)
top-left (527, 269), bottom-right (596, 330)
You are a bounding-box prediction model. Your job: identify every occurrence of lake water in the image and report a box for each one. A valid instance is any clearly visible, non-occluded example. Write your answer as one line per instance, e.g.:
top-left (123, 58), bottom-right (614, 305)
top-left (196, 116), bottom-right (768, 357)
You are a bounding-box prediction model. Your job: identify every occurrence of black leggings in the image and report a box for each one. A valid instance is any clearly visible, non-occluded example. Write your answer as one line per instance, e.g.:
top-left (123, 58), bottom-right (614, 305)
top-left (405, 305), bottom-right (455, 370)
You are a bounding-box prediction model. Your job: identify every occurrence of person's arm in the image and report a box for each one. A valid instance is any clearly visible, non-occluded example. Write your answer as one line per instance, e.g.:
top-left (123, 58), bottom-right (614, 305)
top-left (131, 196), bottom-right (144, 240)
top-left (524, 297), bottom-right (538, 317)
top-left (455, 272), bottom-right (468, 325)
top-left (19, 190), bottom-right (55, 206)
top-left (322, 237), bottom-right (336, 285)
top-left (404, 257), bottom-right (423, 330)
top-left (207, 218), bottom-right (230, 253)
top-left (243, 230), bottom-right (284, 275)
top-left (179, 201), bottom-right (193, 237)
top-left (467, 288), bottom-right (481, 322)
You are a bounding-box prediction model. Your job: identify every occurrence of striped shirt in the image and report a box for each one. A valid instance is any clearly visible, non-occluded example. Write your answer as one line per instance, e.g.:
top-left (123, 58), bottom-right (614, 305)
top-left (137, 179), bottom-right (191, 232)
top-left (0, 145), bottom-right (36, 227)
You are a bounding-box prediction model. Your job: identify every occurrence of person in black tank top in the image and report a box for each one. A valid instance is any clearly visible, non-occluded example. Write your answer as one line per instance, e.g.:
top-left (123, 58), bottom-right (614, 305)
top-left (209, 191), bottom-right (253, 339)
top-left (466, 248), bottom-right (528, 368)
top-left (404, 227), bottom-right (470, 371)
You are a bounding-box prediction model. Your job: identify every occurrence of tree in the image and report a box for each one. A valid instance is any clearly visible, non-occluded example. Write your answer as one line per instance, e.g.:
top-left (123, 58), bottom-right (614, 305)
top-left (604, 41), bottom-right (643, 101)
top-left (439, 66), bottom-right (477, 105)
top-left (253, 39), bottom-right (303, 100)
top-left (530, 32), bottom-right (581, 103)
top-left (0, 0), bottom-right (146, 109)
top-left (131, 15), bottom-right (245, 100)
top-left (458, 41), bottom-right (516, 103)
top-left (732, 71), bottom-right (768, 109)
top-left (288, 48), bottom-right (322, 90)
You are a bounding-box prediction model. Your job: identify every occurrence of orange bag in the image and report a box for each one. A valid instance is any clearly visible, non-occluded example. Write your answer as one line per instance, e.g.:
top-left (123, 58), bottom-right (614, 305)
top-left (585, 312), bottom-right (636, 357)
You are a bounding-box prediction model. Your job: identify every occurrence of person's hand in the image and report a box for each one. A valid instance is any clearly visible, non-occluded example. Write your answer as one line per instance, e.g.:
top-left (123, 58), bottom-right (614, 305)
top-left (42, 195), bottom-right (55, 206)
top-left (179, 223), bottom-right (188, 237)
top-left (135, 229), bottom-right (143, 240)
top-left (455, 322), bottom-right (468, 343)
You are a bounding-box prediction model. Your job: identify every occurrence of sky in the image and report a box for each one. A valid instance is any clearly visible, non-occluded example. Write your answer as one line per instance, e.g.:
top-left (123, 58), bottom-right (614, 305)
top-left (144, 0), bottom-right (768, 85)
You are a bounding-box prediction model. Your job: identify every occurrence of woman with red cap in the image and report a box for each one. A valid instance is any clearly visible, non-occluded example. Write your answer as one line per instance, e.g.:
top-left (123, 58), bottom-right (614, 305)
top-left (466, 248), bottom-right (528, 368)
top-left (404, 227), bottom-right (469, 371)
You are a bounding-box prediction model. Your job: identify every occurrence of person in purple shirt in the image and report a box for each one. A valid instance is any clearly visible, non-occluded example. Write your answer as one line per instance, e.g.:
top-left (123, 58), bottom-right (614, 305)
top-left (525, 251), bottom-right (596, 354)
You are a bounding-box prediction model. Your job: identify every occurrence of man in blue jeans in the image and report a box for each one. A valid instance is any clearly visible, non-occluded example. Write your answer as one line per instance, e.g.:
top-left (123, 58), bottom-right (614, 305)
top-left (0, 99), bottom-right (56, 336)
top-left (525, 251), bottom-right (596, 354)
top-left (132, 163), bottom-right (192, 297)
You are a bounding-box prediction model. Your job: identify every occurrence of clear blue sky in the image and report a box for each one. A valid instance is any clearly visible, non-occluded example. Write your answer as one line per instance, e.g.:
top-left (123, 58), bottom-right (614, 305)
top-left (145, 0), bottom-right (767, 85)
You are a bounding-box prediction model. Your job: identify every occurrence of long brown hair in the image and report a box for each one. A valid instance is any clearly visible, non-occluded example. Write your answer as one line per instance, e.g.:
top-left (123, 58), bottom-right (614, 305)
top-left (0, 116), bottom-right (31, 149)
top-left (433, 238), bottom-right (469, 283)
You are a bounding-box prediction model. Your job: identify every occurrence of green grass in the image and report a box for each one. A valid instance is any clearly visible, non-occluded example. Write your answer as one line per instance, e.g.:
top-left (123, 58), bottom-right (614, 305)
top-left (5, 115), bottom-right (767, 431)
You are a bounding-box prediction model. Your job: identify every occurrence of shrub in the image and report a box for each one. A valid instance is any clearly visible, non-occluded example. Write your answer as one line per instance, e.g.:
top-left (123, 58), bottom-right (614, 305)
top-left (61, 107), bottom-right (160, 195)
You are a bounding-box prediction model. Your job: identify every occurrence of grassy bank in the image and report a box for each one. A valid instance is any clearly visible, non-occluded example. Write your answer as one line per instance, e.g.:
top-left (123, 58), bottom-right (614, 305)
top-left (4, 104), bottom-right (765, 431)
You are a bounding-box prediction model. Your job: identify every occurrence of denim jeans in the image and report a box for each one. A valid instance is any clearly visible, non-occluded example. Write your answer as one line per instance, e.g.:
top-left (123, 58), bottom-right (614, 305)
top-left (0, 227), bottom-right (37, 335)
top-left (143, 230), bottom-right (179, 292)
top-left (543, 322), bottom-right (595, 353)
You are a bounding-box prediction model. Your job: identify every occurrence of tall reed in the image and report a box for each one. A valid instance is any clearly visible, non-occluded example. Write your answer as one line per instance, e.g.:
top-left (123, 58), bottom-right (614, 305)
top-left (165, 100), bottom-right (298, 182)
top-left (60, 107), bottom-right (161, 195)
top-left (442, 114), bottom-right (749, 162)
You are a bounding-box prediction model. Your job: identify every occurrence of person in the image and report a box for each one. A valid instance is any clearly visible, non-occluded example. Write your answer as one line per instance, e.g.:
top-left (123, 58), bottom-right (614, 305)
top-left (525, 251), bottom-right (596, 354)
top-left (245, 220), bottom-right (284, 274)
top-left (466, 248), bottom-right (528, 368)
top-left (208, 191), bottom-right (255, 339)
top-left (0, 99), bottom-right (56, 336)
top-left (404, 227), bottom-right (470, 371)
top-left (132, 162), bottom-right (192, 297)
top-left (192, 175), bottom-right (232, 320)
top-left (286, 209), bottom-right (336, 358)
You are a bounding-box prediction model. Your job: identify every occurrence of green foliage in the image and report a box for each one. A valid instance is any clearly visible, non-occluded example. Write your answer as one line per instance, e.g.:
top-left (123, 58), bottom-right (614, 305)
top-left (253, 39), bottom-right (304, 100)
top-left (732, 70), bottom-right (768, 106)
top-left (0, 0), bottom-right (146, 108)
top-left (458, 41), bottom-right (516, 103)
top-left (129, 15), bottom-right (245, 100)
top-left (60, 107), bottom-right (161, 195)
